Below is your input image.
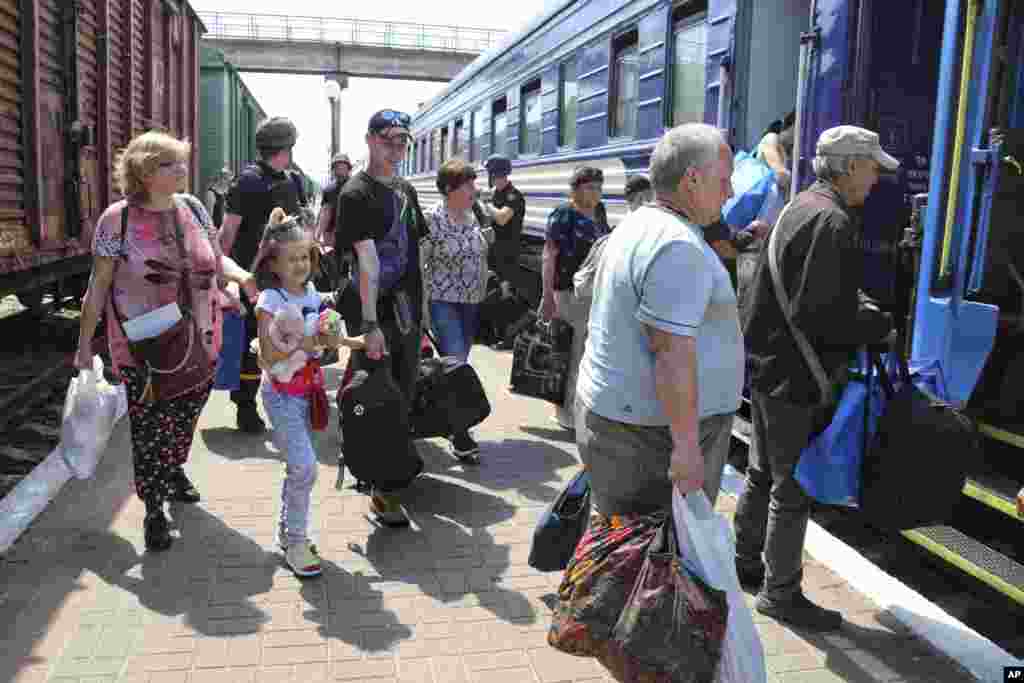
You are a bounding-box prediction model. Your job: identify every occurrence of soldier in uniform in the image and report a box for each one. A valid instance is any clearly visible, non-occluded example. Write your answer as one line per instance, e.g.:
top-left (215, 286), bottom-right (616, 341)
top-left (316, 152), bottom-right (352, 249)
top-left (481, 155), bottom-right (525, 301)
top-left (219, 116), bottom-right (309, 433)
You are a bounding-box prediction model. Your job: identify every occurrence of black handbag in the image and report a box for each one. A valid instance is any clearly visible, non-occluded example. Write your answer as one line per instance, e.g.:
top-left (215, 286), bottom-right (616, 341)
top-left (859, 347), bottom-right (977, 530)
top-left (509, 317), bottom-right (574, 404)
top-left (410, 355), bottom-right (491, 439)
top-left (528, 469), bottom-right (591, 572)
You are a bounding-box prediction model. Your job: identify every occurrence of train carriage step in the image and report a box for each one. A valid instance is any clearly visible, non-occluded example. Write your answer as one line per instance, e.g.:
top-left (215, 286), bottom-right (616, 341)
top-left (978, 421), bottom-right (1024, 450)
top-left (963, 475), bottom-right (1024, 522)
top-left (901, 526), bottom-right (1024, 606)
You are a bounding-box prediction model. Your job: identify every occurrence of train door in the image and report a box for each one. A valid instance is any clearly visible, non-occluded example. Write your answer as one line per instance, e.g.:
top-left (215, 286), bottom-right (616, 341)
top-left (954, 0), bottom-right (1024, 483)
top-left (794, 0), bottom-right (944, 319)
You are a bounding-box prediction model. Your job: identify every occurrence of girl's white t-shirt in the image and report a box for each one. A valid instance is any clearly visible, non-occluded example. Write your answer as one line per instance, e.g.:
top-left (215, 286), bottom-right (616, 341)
top-left (255, 282), bottom-right (326, 385)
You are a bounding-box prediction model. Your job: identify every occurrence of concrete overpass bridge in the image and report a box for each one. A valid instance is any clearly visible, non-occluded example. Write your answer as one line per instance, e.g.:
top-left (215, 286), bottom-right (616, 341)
top-left (198, 12), bottom-right (505, 84)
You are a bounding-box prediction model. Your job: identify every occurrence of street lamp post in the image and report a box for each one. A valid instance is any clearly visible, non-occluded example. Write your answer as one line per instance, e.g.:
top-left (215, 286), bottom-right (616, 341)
top-left (324, 78), bottom-right (343, 161)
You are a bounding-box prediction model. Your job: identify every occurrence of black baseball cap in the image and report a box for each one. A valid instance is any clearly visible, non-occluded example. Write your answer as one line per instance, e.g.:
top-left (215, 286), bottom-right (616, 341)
top-left (368, 109), bottom-right (412, 133)
top-left (570, 166), bottom-right (604, 188)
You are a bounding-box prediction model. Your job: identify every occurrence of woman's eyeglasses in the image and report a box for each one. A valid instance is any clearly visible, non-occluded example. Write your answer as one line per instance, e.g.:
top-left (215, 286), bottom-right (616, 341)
top-left (157, 160), bottom-right (188, 172)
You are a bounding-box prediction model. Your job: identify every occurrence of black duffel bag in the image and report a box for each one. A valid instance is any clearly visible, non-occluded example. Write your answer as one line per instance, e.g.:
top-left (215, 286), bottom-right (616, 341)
top-left (410, 355), bottom-right (491, 439)
top-left (339, 356), bottom-right (424, 492)
top-left (859, 349), bottom-right (978, 530)
top-left (509, 317), bottom-right (574, 404)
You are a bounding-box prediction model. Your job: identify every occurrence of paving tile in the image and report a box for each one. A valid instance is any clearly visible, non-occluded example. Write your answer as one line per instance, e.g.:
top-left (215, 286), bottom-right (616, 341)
top-left (1, 350), bottom-right (982, 683)
top-left (260, 643), bottom-right (329, 666)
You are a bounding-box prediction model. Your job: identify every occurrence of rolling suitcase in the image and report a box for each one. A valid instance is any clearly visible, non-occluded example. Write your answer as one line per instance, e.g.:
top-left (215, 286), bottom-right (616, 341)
top-left (410, 355), bottom-right (491, 439)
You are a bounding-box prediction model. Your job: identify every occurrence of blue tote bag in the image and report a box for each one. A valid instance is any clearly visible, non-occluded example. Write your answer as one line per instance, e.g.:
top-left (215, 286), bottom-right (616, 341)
top-left (794, 355), bottom-right (887, 507)
top-left (213, 309), bottom-right (245, 391)
top-left (721, 151), bottom-right (776, 229)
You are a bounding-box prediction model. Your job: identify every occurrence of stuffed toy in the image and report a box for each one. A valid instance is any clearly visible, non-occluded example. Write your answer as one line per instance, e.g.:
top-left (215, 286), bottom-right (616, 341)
top-left (267, 303), bottom-right (309, 383)
top-left (319, 308), bottom-right (344, 337)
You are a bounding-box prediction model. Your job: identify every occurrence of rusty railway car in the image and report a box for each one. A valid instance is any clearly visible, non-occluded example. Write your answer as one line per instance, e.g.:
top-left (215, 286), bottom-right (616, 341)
top-left (0, 0), bottom-right (205, 308)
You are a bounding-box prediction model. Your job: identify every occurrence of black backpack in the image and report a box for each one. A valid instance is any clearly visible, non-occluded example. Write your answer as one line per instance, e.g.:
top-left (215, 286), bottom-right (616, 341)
top-left (338, 358), bottom-right (423, 492)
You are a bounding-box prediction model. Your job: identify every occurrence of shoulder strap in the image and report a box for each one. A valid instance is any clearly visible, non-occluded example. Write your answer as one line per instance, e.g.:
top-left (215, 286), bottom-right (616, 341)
top-left (766, 201), bottom-right (835, 406)
top-left (119, 202), bottom-right (129, 255)
top-left (178, 194), bottom-right (206, 227)
top-left (289, 171), bottom-right (307, 206)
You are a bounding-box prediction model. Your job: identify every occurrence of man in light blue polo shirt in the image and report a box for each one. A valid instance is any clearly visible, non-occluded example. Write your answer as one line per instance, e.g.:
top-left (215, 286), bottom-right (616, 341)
top-left (575, 123), bottom-right (743, 515)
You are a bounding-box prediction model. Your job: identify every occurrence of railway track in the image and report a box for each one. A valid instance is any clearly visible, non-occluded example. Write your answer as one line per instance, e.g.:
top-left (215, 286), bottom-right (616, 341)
top-left (0, 296), bottom-right (90, 500)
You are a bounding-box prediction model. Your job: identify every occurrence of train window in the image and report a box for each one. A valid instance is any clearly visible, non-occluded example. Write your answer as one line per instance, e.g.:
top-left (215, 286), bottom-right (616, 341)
top-left (611, 30), bottom-right (640, 139)
top-left (560, 57), bottom-right (579, 148)
top-left (472, 106), bottom-right (485, 162)
top-left (492, 97), bottom-right (509, 158)
top-left (440, 127), bottom-right (449, 164)
top-left (521, 80), bottom-right (542, 156)
top-left (453, 119), bottom-right (465, 158)
top-left (672, 13), bottom-right (707, 125)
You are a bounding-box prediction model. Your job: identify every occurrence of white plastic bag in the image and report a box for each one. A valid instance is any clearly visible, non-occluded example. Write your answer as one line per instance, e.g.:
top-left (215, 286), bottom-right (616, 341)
top-left (673, 489), bottom-right (767, 683)
top-left (59, 356), bottom-right (128, 479)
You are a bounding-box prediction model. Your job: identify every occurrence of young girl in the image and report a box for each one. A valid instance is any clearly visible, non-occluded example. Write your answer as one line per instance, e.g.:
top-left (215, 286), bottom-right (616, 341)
top-left (252, 208), bottom-right (363, 577)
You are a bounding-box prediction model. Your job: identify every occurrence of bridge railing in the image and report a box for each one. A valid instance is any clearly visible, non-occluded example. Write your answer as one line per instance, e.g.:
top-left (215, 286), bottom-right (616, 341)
top-left (198, 12), bottom-right (506, 54)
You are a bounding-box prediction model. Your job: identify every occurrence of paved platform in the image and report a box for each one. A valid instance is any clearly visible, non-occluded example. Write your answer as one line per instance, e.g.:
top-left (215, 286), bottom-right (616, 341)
top-left (0, 346), bottom-right (976, 683)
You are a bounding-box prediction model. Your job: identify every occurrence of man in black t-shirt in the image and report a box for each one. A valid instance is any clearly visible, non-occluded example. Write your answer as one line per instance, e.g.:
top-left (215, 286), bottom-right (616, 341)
top-left (335, 109), bottom-right (426, 528)
top-left (219, 116), bottom-right (308, 433)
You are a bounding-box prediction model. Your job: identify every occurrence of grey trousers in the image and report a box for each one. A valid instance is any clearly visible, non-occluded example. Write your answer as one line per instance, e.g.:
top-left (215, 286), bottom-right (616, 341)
top-left (733, 389), bottom-right (828, 599)
top-left (555, 289), bottom-right (589, 429)
top-left (575, 406), bottom-right (734, 516)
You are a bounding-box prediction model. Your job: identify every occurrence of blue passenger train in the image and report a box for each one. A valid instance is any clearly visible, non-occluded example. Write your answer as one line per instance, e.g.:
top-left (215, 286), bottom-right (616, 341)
top-left (408, 0), bottom-right (1024, 606)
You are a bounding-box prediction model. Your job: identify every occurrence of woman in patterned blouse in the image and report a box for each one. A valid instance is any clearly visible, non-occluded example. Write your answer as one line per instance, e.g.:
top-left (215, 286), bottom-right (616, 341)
top-left (421, 158), bottom-right (492, 463)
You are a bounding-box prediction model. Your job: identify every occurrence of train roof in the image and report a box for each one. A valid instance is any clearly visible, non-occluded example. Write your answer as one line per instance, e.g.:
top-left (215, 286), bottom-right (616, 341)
top-left (412, 0), bottom-right (578, 122)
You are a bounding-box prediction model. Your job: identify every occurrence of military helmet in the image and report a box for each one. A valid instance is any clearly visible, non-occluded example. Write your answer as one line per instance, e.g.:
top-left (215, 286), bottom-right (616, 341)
top-left (484, 154), bottom-right (512, 177)
top-left (255, 116), bottom-right (298, 150)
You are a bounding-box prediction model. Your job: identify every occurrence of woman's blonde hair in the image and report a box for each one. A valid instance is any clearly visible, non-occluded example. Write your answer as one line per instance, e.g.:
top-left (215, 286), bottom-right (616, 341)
top-left (114, 130), bottom-right (191, 199)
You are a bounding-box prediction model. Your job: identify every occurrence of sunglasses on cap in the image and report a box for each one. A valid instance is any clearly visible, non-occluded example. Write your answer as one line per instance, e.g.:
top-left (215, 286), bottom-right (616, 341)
top-left (371, 109), bottom-right (412, 130)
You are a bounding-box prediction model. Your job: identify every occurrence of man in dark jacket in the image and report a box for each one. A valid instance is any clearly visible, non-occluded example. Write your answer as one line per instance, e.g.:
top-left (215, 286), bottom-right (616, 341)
top-left (733, 125), bottom-right (898, 631)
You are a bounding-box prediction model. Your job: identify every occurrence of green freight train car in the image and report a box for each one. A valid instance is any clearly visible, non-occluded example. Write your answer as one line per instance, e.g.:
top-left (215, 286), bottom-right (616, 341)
top-left (198, 45), bottom-right (267, 205)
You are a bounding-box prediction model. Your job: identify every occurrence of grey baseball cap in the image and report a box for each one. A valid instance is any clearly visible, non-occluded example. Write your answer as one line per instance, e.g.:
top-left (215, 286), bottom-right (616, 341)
top-left (816, 125), bottom-right (899, 170)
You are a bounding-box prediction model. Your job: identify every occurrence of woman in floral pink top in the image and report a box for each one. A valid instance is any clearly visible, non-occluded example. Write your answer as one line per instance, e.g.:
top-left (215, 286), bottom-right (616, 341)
top-left (74, 131), bottom-right (256, 552)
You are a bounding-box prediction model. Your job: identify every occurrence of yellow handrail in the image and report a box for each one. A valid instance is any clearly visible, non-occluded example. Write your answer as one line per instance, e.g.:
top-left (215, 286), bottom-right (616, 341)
top-left (939, 0), bottom-right (980, 281)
